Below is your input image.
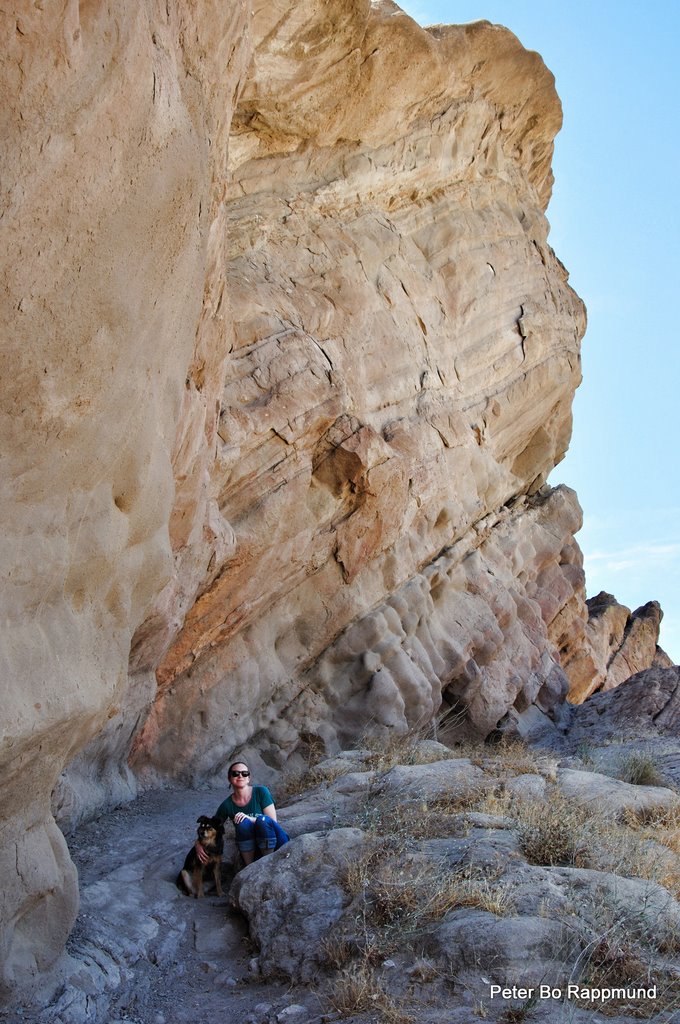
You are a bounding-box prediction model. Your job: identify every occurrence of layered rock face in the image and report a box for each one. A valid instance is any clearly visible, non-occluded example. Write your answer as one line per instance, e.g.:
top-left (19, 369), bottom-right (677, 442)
top-left (129, 0), bottom-right (587, 783)
top-left (0, 0), bottom-right (250, 995)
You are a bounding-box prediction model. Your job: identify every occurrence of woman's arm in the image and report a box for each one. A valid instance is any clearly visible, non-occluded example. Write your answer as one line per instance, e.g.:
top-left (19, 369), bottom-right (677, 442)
top-left (262, 803), bottom-right (277, 821)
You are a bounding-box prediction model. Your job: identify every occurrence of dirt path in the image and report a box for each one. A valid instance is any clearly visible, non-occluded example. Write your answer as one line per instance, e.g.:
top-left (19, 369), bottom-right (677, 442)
top-left (2, 787), bottom-right (323, 1024)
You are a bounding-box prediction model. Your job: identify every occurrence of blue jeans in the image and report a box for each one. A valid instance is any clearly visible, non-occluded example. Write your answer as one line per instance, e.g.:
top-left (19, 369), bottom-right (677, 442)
top-left (234, 814), bottom-right (288, 854)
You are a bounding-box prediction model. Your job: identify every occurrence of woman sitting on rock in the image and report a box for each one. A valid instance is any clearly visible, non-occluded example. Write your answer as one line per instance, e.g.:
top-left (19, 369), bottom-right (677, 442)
top-left (198, 760), bottom-right (288, 867)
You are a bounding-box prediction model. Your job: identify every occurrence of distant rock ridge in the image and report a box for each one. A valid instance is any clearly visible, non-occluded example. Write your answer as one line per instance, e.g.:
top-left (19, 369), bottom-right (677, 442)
top-left (0, 0), bottom-right (672, 1004)
top-left (562, 590), bottom-right (672, 703)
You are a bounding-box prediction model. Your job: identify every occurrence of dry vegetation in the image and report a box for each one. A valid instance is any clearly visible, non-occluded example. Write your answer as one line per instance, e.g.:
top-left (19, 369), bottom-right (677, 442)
top-left (280, 710), bottom-right (465, 802)
top-left (322, 836), bottom-right (514, 1020)
top-left (282, 730), bottom-right (680, 1020)
top-left (355, 703), bottom-right (476, 774)
top-left (471, 778), bottom-right (680, 898)
top-left (278, 760), bottom-right (353, 803)
top-left (474, 788), bottom-right (680, 1018)
top-left (471, 738), bottom-right (543, 777)
top-left (615, 751), bottom-right (665, 787)
top-left (566, 898), bottom-right (680, 1019)
top-left (353, 793), bottom-right (473, 844)
top-left (365, 860), bottom-right (515, 929)
top-left (513, 792), bottom-right (592, 867)
top-left (359, 731), bottom-right (453, 774)
top-left (327, 963), bottom-right (414, 1024)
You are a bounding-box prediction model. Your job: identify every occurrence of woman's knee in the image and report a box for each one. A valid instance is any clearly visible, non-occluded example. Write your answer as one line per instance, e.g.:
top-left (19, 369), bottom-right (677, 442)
top-left (254, 814), bottom-right (277, 850)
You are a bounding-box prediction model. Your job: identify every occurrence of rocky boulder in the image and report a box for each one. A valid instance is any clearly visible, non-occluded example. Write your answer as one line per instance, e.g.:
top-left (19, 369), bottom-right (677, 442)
top-left (566, 665), bottom-right (680, 745)
top-left (227, 744), bottom-right (680, 1022)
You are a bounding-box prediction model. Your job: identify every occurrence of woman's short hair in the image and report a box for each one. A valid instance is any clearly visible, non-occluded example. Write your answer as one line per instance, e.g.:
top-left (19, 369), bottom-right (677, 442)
top-left (228, 760), bottom-right (249, 776)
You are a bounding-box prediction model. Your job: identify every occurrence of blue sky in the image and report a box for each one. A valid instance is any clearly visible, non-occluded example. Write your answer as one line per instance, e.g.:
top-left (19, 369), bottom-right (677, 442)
top-left (398, 0), bottom-right (680, 661)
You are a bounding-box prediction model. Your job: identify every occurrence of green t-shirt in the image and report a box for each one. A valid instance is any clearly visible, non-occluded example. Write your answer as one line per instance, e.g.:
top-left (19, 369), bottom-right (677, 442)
top-left (215, 785), bottom-right (275, 823)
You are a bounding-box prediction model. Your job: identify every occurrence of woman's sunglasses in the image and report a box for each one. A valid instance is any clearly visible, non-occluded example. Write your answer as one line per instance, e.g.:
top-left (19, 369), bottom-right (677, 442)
top-left (230, 770), bottom-right (250, 778)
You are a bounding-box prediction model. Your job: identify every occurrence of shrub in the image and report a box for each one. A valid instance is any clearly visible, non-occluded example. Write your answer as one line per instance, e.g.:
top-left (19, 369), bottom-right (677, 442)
top-left (320, 933), bottom-right (355, 970)
top-left (616, 752), bottom-right (664, 788)
top-left (514, 795), bottom-right (591, 867)
top-left (482, 738), bottom-right (540, 777)
top-left (360, 733), bottom-right (452, 773)
top-left (327, 964), bottom-right (413, 1023)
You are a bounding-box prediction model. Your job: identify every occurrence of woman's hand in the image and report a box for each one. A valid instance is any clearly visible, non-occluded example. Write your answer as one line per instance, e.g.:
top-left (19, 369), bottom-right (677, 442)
top-left (195, 840), bottom-right (209, 865)
top-left (233, 812), bottom-right (255, 825)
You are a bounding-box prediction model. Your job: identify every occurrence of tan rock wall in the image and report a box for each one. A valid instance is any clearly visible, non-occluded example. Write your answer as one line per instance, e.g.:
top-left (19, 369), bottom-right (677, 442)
top-left (0, 0), bottom-right (249, 995)
top-left (131, 5), bottom-right (587, 780)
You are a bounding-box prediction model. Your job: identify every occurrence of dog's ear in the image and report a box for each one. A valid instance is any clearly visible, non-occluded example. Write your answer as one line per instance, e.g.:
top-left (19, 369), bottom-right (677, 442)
top-left (197, 815), bottom-right (208, 824)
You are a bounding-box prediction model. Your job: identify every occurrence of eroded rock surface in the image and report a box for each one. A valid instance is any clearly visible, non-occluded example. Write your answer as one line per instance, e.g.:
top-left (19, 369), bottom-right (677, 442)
top-left (566, 665), bottom-right (680, 747)
top-left (228, 745), bottom-right (680, 1023)
top-left (133, 483), bottom-right (587, 781)
top-left (8, 736), bottom-right (680, 1023)
top-left (131, 2), bottom-right (588, 785)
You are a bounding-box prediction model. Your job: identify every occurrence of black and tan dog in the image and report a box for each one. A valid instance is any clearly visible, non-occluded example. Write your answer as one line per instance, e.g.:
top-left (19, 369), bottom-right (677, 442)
top-left (176, 816), bottom-right (225, 898)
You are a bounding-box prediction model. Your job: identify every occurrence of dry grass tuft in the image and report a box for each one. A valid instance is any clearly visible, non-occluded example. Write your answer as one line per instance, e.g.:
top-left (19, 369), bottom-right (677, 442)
top-left (608, 804), bottom-right (680, 897)
top-left (473, 789), bottom-right (513, 817)
top-left (279, 761), bottom-right (353, 803)
top-left (341, 850), bottom-right (514, 936)
top-left (358, 703), bottom-right (472, 773)
top-left (574, 914), bottom-right (680, 1018)
top-left (360, 733), bottom-right (450, 774)
top-left (444, 736), bottom-right (558, 783)
top-left (501, 1004), bottom-right (536, 1023)
top-left (624, 803), bottom-right (680, 831)
top-left (327, 963), bottom-right (414, 1023)
top-left (514, 794), bottom-right (592, 867)
top-left (326, 853), bottom-right (514, 1020)
top-left (320, 933), bottom-right (356, 970)
top-left (584, 933), bottom-right (649, 989)
top-left (353, 791), bottom-right (479, 847)
top-left (509, 789), bottom-right (680, 895)
top-left (615, 752), bottom-right (665, 788)
top-left (407, 958), bottom-right (440, 983)
top-left (338, 841), bottom-right (387, 898)
top-left (551, 895), bottom-right (680, 1019)
top-left (482, 739), bottom-right (541, 777)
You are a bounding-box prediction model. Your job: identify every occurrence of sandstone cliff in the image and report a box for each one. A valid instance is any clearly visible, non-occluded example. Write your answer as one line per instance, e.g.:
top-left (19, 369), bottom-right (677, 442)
top-left (0, 0), bottom-right (250, 995)
top-left (0, 0), bottom-right (665, 1004)
top-left (125, 1), bottom-right (588, 788)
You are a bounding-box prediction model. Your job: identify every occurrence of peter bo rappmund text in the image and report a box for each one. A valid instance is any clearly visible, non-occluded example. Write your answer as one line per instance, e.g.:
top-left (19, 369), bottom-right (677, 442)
top-left (489, 983), bottom-right (657, 1003)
